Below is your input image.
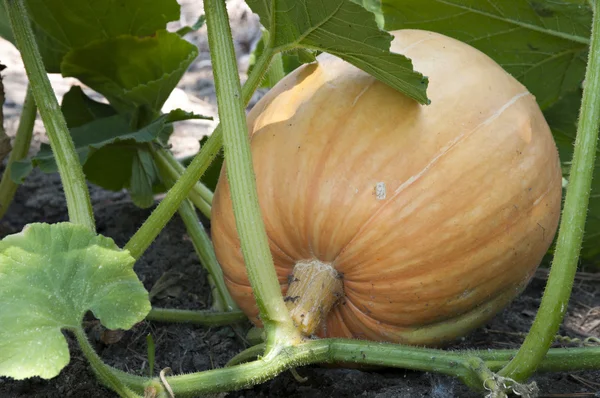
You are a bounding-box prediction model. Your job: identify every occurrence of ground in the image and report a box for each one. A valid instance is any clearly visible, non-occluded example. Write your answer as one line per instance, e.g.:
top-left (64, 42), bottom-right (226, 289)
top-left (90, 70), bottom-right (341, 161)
top-left (1, 1), bottom-right (600, 397)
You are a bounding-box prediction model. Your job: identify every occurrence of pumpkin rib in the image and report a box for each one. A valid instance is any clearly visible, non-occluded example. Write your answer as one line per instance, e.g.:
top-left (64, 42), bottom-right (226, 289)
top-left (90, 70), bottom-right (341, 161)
top-left (332, 90), bottom-right (532, 265)
top-left (339, 179), bottom-right (559, 327)
top-left (334, 282), bottom-right (524, 345)
top-left (212, 29), bottom-right (563, 346)
top-left (301, 82), bottom-right (378, 261)
top-left (340, 162), bottom-right (560, 285)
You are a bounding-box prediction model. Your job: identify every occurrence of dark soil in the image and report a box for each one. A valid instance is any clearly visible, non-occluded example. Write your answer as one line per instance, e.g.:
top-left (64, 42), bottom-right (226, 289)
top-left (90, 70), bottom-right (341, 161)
top-left (0, 169), bottom-right (599, 398)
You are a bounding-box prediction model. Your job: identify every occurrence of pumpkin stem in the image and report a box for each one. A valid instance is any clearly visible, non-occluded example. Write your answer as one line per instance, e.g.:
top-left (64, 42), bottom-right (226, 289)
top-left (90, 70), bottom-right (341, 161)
top-left (285, 260), bottom-right (344, 336)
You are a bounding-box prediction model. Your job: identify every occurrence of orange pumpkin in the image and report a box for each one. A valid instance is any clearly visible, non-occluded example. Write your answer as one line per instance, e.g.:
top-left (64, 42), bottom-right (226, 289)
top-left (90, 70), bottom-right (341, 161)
top-left (211, 29), bottom-right (562, 346)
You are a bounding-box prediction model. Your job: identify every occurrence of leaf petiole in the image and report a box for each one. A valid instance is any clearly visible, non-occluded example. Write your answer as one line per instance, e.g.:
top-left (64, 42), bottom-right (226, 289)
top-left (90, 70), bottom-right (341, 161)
top-left (4, 0), bottom-right (95, 230)
top-left (0, 85), bottom-right (35, 218)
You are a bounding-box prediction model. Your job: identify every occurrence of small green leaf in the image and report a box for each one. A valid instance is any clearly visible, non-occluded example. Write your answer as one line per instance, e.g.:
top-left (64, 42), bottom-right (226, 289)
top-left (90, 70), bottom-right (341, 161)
top-left (246, 0), bottom-right (429, 104)
top-left (10, 160), bottom-right (32, 184)
top-left (61, 86), bottom-right (117, 129)
top-left (129, 148), bottom-right (159, 208)
top-left (61, 30), bottom-right (198, 113)
top-left (23, 0), bottom-right (180, 72)
top-left (0, 222), bottom-right (150, 380)
top-left (176, 14), bottom-right (206, 37)
top-left (381, 0), bottom-right (591, 109)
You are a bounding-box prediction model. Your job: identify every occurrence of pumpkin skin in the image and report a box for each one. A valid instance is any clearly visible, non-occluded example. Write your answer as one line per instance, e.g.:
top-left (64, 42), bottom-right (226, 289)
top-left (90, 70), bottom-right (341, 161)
top-left (211, 29), bottom-right (562, 346)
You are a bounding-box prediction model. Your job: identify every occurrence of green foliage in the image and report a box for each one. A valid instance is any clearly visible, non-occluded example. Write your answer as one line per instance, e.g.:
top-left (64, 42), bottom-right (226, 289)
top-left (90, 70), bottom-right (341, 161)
top-left (61, 30), bottom-right (198, 114)
top-left (0, 223), bottom-right (150, 380)
top-left (381, 0), bottom-right (599, 265)
top-left (246, 0), bottom-right (429, 104)
top-left (247, 29), bottom-right (314, 89)
top-left (0, 2), bottom-right (14, 44)
top-left (60, 86), bottom-right (117, 128)
top-left (176, 14), bottom-right (206, 37)
top-left (352, 0), bottom-right (384, 28)
top-left (180, 136), bottom-right (225, 192)
top-left (544, 90), bottom-right (600, 263)
top-left (23, 0), bottom-right (179, 72)
top-left (381, 0), bottom-right (591, 110)
top-left (12, 86), bottom-right (210, 207)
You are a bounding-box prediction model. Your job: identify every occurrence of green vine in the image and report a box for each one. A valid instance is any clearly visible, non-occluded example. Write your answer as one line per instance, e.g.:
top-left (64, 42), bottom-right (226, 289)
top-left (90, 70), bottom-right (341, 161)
top-left (4, 0), bottom-right (95, 230)
top-left (202, 0), bottom-right (300, 347)
top-left (499, 0), bottom-right (600, 381)
top-left (124, 40), bottom-right (274, 261)
top-left (0, 85), bottom-right (35, 218)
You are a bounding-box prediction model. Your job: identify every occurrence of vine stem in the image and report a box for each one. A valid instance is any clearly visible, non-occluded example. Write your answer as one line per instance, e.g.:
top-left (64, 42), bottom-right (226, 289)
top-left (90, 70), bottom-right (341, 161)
top-left (203, 0), bottom-right (300, 347)
top-left (107, 340), bottom-right (600, 397)
top-left (73, 328), bottom-right (141, 398)
top-left (267, 53), bottom-right (285, 84)
top-left (124, 35), bottom-right (274, 261)
top-left (4, 0), bottom-right (95, 230)
top-left (0, 85), bottom-right (35, 218)
top-left (156, 146), bottom-right (213, 217)
top-left (151, 144), bottom-right (238, 311)
top-left (499, 0), bottom-right (600, 380)
top-left (146, 307), bottom-right (245, 325)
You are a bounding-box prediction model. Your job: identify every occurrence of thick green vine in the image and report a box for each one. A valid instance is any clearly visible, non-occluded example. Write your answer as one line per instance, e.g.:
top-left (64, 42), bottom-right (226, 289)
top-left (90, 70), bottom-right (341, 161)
top-left (202, 0), bottom-right (300, 346)
top-left (499, 0), bottom-right (600, 381)
top-left (4, 0), bottom-right (95, 230)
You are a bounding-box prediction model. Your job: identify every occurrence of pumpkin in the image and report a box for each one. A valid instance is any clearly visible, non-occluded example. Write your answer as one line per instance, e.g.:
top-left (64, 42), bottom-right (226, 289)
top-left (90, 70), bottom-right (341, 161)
top-left (211, 29), bottom-right (562, 346)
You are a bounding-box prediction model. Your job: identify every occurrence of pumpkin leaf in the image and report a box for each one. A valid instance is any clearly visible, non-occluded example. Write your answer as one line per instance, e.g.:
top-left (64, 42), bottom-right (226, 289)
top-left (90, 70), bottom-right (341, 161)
top-left (247, 29), bottom-right (312, 89)
top-left (351, 0), bottom-right (384, 29)
top-left (195, 136), bottom-right (224, 192)
top-left (543, 89), bottom-right (600, 264)
top-left (0, 222), bottom-right (150, 380)
top-left (176, 14), bottom-right (206, 37)
top-left (0, 2), bottom-right (14, 45)
top-left (245, 0), bottom-right (429, 104)
top-left (16, 0), bottom-right (180, 73)
top-left (61, 30), bottom-right (198, 113)
top-left (61, 86), bottom-right (118, 129)
top-left (12, 109), bottom-right (210, 208)
top-left (381, 0), bottom-right (591, 110)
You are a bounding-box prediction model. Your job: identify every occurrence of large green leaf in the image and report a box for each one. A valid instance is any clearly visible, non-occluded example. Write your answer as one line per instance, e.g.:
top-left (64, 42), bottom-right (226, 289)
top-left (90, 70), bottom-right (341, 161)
top-left (246, 0), bottom-right (429, 104)
top-left (0, 222), bottom-right (150, 380)
top-left (61, 30), bottom-right (198, 113)
top-left (352, 0), bottom-right (384, 29)
top-left (543, 90), bottom-right (600, 264)
top-left (21, 0), bottom-right (180, 72)
top-left (381, 0), bottom-right (591, 109)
